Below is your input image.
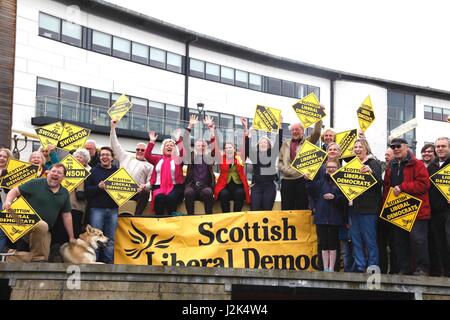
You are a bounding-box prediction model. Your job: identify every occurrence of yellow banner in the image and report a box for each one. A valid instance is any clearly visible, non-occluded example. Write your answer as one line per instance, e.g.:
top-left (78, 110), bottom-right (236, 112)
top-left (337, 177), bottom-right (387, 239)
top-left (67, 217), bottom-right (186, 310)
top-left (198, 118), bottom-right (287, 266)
top-left (429, 164), bottom-right (450, 201)
top-left (60, 155), bottom-right (91, 193)
top-left (108, 94), bottom-right (133, 122)
top-left (104, 168), bottom-right (139, 207)
top-left (35, 121), bottom-right (64, 149)
top-left (331, 157), bottom-right (377, 201)
top-left (290, 141), bottom-right (327, 180)
top-left (335, 129), bottom-right (358, 159)
top-left (357, 96), bottom-right (375, 132)
top-left (252, 105), bottom-right (281, 132)
top-left (115, 210), bottom-right (318, 271)
top-left (379, 188), bottom-right (422, 232)
top-left (0, 159), bottom-right (39, 190)
top-left (292, 93), bottom-right (325, 128)
top-left (57, 123), bottom-right (91, 152)
top-left (0, 197), bottom-right (41, 242)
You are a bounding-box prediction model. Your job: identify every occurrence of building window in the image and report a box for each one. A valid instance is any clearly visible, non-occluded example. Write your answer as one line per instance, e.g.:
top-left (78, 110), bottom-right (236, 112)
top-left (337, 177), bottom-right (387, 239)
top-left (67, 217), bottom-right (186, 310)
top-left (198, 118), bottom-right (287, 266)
top-left (60, 83), bottom-right (80, 121)
top-left (190, 59), bottom-right (205, 78)
top-left (295, 83), bottom-right (307, 98)
top-left (249, 73), bottom-right (262, 91)
top-left (39, 13), bottom-right (61, 40)
top-left (424, 106), bottom-right (433, 120)
top-left (92, 30), bottom-right (112, 55)
top-left (282, 80), bottom-right (295, 98)
top-left (443, 108), bottom-right (450, 122)
top-left (206, 62), bottom-right (220, 81)
top-left (235, 70), bottom-right (248, 88)
top-left (61, 21), bottom-right (81, 46)
top-left (166, 52), bottom-right (182, 73)
top-left (307, 85), bottom-right (320, 99)
top-left (220, 66), bottom-right (234, 85)
top-left (131, 42), bottom-right (149, 64)
top-left (112, 37), bottom-right (131, 60)
top-left (131, 97), bottom-right (148, 132)
top-left (150, 47), bottom-right (166, 69)
top-left (90, 90), bottom-right (110, 126)
top-left (36, 78), bottom-right (59, 118)
top-left (165, 105), bottom-right (181, 135)
top-left (267, 77), bottom-right (281, 95)
top-left (148, 101), bottom-right (164, 133)
top-left (387, 90), bottom-right (416, 150)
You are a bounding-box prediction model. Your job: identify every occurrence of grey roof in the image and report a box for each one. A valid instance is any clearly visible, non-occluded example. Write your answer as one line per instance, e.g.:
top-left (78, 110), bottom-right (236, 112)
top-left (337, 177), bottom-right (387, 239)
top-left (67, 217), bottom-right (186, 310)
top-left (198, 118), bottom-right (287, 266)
top-left (55, 0), bottom-right (450, 100)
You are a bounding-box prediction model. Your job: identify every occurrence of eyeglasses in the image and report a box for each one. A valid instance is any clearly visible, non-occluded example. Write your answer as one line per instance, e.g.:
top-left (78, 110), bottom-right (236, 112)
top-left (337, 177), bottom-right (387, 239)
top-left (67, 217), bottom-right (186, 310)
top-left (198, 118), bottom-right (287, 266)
top-left (390, 145), bottom-right (402, 150)
top-left (136, 148), bottom-right (145, 152)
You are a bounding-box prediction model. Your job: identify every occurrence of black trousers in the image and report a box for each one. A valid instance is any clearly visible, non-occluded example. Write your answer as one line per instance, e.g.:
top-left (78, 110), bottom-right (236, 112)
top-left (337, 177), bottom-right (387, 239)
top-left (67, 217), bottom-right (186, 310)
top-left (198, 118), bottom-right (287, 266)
top-left (134, 190), bottom-right (150, 216)
top-left (153, 184), bottom-right (184, 215)
top-left (250, 181), bottom-right (277, 211)
top-left (378, 219), bottom-right (398, 274)
top-left (316, 224), bottom-right (339, 250)
top-left (218, 181), bottom-right (245, 213)
top-left (184, 184), bottom-right (214, 215)
top-left (281, 178), bottom-right (309, 210)
top-left (393, 219), bottom-right (430, 274)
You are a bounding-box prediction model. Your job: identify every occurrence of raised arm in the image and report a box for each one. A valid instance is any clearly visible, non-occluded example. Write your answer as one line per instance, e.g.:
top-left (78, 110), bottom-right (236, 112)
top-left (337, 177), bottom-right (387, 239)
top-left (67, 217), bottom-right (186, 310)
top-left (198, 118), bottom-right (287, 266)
top-left (144, 131), bottom-right (162, 165)
top-left (110, 120), bottom-right (129, 163)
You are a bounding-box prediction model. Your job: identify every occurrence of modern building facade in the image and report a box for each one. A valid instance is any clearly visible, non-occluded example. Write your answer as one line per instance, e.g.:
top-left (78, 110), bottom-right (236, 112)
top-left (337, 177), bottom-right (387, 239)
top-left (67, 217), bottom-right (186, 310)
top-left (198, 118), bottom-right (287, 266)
top-left (7, 0), bottom-right (450, 161)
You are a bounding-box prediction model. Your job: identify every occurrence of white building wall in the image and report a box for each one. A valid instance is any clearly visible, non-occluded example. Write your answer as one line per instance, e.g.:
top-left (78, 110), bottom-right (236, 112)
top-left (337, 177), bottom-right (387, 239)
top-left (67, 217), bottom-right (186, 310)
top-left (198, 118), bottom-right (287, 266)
top-left (334, 80), bottom-right (388, 160)
top-left (415, 95), bottom-right (450, 150)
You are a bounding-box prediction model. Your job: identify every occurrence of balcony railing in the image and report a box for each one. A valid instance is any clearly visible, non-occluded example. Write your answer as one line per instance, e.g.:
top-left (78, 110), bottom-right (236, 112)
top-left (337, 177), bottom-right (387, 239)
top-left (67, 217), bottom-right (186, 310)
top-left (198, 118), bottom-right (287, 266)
top-left (35, 96), bottom-right (252, 146)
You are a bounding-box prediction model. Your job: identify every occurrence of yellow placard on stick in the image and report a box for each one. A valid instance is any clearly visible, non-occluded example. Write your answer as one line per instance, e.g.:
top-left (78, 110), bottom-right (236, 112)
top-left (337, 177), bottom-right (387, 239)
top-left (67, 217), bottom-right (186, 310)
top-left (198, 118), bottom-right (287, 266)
top-left (290, 141), bottom-right (327, 180)
top-left (60, 155), bottom-right (91, 193)
top-left (335, 129), bottom-right (358, 159)
top-left (0, 159), bottom-right (39, 190)
top-left (357, 95), bottom-right (375, 132)
top-left (292, 93), bottom-right (325, 128)
top-left (35, 122), bottom-right (64, 149)
top-left (253, 105), bottom-right (281, 132)
top-left (57, 122), bottom-right (91, 151)
top-left (108, 94), bottom-right (133, 122)
top-left (379, 188), bottom-right (422, 232)
top-left (115, 210), bottom-right (318, 271)
top-left (331, 157), bottom-right (377, 201)
top-left (0, 197), bottom-right (42, 243)
top-left (429, 164), bottom-right (450, 201)
top-left (104, 168), bottom-right (139, 207)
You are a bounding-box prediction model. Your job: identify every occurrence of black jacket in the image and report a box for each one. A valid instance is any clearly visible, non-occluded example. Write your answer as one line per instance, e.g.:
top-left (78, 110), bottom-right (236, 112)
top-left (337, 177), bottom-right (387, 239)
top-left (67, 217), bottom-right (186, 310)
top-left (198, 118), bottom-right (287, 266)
top-left (427, 157), bottom-right (450, 213)
top-left (352, 157), bottom-right (383, 214)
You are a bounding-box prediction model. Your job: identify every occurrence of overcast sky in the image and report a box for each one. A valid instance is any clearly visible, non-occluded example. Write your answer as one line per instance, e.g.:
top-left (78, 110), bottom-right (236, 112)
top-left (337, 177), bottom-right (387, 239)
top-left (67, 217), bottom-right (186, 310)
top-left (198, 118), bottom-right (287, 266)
top-left (107, 0), bottom-right (450, 92)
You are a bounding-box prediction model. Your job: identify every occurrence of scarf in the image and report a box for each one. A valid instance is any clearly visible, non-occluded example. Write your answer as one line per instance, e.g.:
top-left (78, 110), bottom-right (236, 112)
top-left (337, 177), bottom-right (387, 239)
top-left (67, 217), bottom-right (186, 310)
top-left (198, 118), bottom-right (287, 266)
top-left (153, 155), bottom-right (174, 199)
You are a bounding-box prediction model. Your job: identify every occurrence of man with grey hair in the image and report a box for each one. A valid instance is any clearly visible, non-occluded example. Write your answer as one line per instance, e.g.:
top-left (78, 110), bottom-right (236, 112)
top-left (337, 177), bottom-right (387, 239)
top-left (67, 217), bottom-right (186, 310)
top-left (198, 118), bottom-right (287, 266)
top-left (110, 120), bottom-right (153, 215)
top-left (278, 118), bottom-right (323, 210)
top-left (85, 139), bottom-right (99, 167)
top-left (428, 137), bottom-right (450, 277)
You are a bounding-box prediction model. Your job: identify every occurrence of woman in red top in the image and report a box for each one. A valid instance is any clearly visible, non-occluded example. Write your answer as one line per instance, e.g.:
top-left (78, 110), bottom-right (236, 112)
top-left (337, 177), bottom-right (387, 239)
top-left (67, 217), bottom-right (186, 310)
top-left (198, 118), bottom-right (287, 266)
top-left (214, 141), bottom-right (250, 213)
top-left (145, 131), bottom-right (185, 215)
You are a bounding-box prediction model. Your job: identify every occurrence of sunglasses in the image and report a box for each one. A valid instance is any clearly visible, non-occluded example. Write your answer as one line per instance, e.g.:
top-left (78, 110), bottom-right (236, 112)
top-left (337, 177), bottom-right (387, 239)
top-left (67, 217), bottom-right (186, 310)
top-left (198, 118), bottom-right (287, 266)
top-left (390, 145), bottom-right (402, 149)
top-left (136, 148), bottom-right (145, 152)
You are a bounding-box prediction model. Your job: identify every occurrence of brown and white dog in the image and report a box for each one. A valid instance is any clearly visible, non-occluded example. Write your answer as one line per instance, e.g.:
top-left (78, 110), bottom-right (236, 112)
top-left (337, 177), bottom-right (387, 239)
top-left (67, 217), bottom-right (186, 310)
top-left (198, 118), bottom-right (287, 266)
top-left (60, 225), bottom-right (109, 264)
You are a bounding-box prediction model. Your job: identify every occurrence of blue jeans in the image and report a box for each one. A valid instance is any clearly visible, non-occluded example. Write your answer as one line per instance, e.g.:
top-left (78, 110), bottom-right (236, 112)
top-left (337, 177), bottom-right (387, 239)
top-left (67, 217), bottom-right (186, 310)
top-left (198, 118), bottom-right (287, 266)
top-left (349, 210), bottom-right (379, 271)
top-left (0, 230), bottom-right (7, 253)
top-left (89, 207), bottom-right (118, 264)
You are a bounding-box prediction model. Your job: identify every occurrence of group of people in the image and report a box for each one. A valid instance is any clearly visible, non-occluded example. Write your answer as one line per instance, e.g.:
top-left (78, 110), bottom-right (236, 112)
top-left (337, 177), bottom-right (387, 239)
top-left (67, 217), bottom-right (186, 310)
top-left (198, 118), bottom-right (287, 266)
top-left (0, 113), bottom-right (448, 274)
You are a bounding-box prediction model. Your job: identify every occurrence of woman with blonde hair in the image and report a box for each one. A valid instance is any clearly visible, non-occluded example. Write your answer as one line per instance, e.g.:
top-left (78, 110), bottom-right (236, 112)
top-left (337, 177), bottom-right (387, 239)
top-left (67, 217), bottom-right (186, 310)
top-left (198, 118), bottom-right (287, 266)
top-left (29, 151), bottom-right (47, 177)
top-left (38, 144), bottom-right (59, 170)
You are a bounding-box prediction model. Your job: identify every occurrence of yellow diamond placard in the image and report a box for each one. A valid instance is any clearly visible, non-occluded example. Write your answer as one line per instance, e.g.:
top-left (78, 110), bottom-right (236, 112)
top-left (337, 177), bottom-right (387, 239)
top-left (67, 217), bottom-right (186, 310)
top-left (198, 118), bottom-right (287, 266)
top-left (0, 159), bottom-right (39, 190)
top-left (0, 197), bottom-right (42, 242)
top-left (108, 94), bottom-right (133, 122)
top-left (357, 95), bottom-right (375, 132)
top-left (60, 155), bottom-right (91, 193)
top-left (429, 164), bottom-right (450, 201)
top-left (335, 129), bottom-right (358, 159)
top-left (57, 122), bottom-right (91, 151)
top-left (290, 141), bottom-right (327, 180)
top-left (331, 157), bottom-right (377, 201)
top-left (379, 187), bottom-right (422, 232)
top-left (104, 168), bottom-right (139, 207)
top-left (292, 93), bottom-right (325, 128)
top-left (35, 121), bottom-right (64, 149)
top-left (253, 105), bottom-right (282, 132)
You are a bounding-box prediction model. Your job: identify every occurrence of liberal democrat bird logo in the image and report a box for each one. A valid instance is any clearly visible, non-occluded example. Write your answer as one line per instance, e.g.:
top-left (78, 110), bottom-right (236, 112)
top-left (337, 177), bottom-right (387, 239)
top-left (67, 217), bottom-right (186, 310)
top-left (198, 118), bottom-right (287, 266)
top-left (125, 222), bottom-right (174, 259)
